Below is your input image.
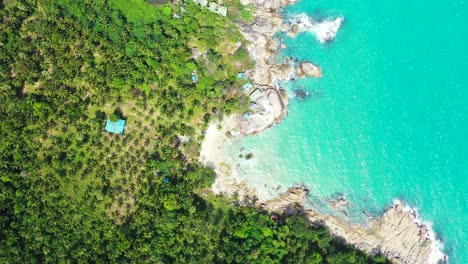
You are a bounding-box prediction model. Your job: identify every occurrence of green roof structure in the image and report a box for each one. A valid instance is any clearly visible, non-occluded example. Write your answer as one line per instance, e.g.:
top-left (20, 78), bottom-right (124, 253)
top-left (105, 119), bottom-right (126, 135)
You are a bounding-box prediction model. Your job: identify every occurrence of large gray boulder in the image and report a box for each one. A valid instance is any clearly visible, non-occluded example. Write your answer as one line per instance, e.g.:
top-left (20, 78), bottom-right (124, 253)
top-left (240, 88), bottom-right (287, 135)
top-left (296, 61), bottom-right (322, 78)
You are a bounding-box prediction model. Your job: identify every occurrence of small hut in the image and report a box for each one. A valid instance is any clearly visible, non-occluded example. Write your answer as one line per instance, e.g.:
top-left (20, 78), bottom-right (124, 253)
top-left (191, 71), bottom-right (199, 84)
top-left (105, 119), bottom-right (126, 135)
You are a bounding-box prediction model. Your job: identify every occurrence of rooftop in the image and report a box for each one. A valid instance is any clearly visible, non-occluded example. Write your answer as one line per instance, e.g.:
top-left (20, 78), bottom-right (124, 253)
top-left (105, 119), bottom-right (126, 135)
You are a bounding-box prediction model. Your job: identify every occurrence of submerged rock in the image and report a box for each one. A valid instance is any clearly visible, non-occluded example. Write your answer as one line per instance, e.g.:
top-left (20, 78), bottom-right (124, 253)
top-left (329, 197), bottom-right (349, 209)
top-left (293, 89), bottom-right (309, 101)
top-left (245, 153), bottom-right (254, 160)
top-left (295, 89), bottom-right (324, 102)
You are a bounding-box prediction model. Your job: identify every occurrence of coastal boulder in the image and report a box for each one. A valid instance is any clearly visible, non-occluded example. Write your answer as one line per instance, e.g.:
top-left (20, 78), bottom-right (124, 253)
top-left (240, 88), bottom-right (287, 135)
top-left (266, 88), bottom-right (285, 119)
top-left (287, 24), bottom-right (299, 38)
top-left (269, 63), bottom-right (294, 81)
top-left (264, 186), bottom-right (309, 214)
top-left (296, 61), bottom-right (322, 78)
top-left (280, 23), bottom-right (290, 32)
top-left (269, 0), bottom-right (281, 10)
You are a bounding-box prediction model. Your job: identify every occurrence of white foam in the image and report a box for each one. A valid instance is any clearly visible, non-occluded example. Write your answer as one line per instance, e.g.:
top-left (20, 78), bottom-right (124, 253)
top-left (392, 199), bottom-right (448, 263)
top-left (290, 13), bottom-right (344, 43)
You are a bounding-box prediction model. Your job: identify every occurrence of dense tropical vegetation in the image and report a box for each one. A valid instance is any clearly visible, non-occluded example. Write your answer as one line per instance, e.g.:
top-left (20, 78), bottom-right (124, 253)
top-left (0, 0), bottom-right (388, 262)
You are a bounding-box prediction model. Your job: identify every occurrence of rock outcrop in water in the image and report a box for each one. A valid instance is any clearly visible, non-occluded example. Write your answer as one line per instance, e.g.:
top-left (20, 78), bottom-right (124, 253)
top-left (286, 23), bottom-right (299, 38)
top-left (296, 61), bottom-right (322, 78)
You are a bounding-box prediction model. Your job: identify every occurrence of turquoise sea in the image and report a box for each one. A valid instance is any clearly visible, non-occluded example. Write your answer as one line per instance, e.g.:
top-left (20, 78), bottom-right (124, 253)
top-left (227, 0), bottom-right (468, 262)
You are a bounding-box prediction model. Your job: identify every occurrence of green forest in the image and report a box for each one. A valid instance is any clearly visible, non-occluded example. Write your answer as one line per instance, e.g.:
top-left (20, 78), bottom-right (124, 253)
top-left (0, 0), bottom-right (388, 262)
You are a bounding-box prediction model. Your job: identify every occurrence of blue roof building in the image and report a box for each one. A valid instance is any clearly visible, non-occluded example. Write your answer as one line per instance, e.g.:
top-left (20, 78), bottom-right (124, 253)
top-left (105, 119), bottom-right (126, 135)
top-left (191, 72), bottom-right (198, 83)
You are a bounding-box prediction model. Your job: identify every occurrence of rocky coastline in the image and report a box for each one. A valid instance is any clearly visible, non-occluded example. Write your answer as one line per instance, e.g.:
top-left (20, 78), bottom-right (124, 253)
top-left (200, 1), bottom-right (447, 263)
top-left (200, 118), bottom-right (446, 264)
top-left (235, 0), bottom-right (322, 135)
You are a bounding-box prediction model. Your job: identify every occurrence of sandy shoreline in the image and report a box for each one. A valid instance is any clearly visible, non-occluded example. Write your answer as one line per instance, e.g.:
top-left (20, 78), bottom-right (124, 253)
top-left (200, 1), bottom-right (447, 263)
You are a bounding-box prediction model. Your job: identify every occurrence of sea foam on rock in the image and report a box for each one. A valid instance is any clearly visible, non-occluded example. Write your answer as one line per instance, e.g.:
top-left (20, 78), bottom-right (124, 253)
top-left (288, 13), bottom-right (344, 43)
top-left (394, 199), bottom-right (448, 264)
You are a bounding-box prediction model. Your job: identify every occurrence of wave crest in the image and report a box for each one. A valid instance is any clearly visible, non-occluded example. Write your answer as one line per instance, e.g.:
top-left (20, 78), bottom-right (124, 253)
top-left (289, 13), bottom-right (344, 43)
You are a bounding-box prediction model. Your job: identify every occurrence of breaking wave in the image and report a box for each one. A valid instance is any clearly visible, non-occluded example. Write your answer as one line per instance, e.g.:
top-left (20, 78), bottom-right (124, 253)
top-left (289, 13), bottom-right (344, 43)
top-left (393, 199), bottom-right (448, 263)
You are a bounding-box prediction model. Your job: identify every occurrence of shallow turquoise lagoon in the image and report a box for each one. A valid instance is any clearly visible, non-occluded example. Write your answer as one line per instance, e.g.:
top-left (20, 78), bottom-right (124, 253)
top-left (228, 0), bottom-right (468, 262)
